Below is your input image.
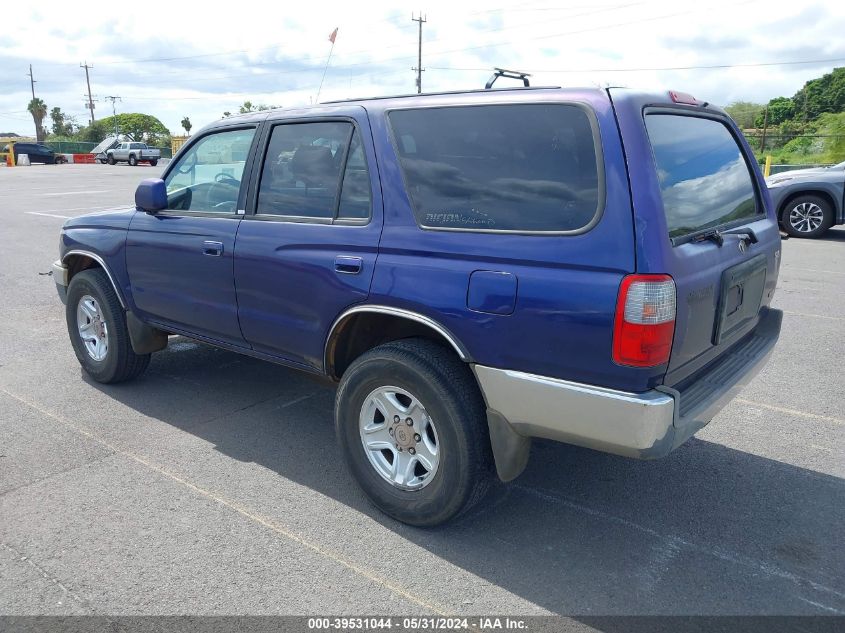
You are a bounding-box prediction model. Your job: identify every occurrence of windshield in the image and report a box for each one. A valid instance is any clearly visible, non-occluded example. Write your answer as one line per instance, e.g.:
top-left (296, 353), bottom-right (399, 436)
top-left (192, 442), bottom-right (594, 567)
top-left (645, 114), bottom-right (761, 240)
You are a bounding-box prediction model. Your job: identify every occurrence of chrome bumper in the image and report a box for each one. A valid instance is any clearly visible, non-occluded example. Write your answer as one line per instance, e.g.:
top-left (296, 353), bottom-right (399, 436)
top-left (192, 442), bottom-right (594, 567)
top-left (52, 260), bottom-right (68, 304)
top-left (473, 308), bottom-right (782, 480)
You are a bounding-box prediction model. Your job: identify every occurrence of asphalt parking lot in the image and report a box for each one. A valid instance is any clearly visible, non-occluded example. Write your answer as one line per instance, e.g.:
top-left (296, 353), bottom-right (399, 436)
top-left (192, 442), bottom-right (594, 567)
top-left (1, 164), bottom-right (843, 618)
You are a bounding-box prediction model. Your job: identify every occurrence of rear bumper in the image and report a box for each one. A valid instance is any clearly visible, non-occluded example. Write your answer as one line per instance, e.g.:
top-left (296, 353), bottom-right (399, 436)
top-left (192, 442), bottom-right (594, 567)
top-left (473, 308), bottom-right (782, 479)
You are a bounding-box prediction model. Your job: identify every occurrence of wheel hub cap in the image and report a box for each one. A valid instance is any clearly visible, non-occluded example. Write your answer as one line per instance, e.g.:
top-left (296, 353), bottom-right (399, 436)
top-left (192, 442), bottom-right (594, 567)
top-left (359, 386), bottom-right (440, 490)
top-left (76, 295), bottom-right (109, 361)
top-left (789, 202), bottom-right (823, 233)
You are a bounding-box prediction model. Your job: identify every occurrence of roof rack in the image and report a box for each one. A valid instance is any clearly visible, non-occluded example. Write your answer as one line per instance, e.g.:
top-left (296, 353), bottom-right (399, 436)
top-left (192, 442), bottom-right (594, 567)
top-left (485, 68), bottom-right (531, 89)
top-left (322, 85), bottom-right (558, 105)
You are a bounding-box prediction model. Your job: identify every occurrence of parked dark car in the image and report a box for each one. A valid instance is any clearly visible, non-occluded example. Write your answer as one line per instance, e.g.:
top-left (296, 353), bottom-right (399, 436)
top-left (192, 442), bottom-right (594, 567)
top-left (52, 87), bottom-right (782, 525)
top-left (4, 142), bottom-right (67, 164)
top-left (766, 160), bottom-right (845, 238)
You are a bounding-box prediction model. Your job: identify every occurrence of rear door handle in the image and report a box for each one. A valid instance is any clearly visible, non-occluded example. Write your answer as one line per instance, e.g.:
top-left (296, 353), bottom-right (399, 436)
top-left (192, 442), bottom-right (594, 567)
top-left (335, 256), bottom-right (363, 274)
top-left (202, 241), bottom-right (223, 256)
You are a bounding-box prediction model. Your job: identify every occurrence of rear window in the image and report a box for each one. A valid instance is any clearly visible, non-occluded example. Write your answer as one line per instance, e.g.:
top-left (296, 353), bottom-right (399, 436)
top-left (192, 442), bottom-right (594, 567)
top-left (388, 104), bottom-right (602, 232)
top-left (645, 114), bottom-right (760, 240)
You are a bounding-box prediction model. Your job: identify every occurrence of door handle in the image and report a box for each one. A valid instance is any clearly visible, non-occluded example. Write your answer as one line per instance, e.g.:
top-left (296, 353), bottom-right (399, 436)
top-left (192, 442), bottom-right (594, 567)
top-left (335, 256), bottom-right (363, 275)
top-left (202, 241), bottom-right (223, 256)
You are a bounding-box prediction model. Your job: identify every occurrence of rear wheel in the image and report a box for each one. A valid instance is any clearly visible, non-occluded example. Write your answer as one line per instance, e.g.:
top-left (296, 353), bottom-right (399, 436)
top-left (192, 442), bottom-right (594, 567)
top-left (335, 338), bottom-right (493, 526)
top-left (107, 154), bottom-right (115, 165)
top-left (782, 195), bottom-right (833, 238)
top-left (66, 269), bottom-right (150, 384)
top-left (149, 159), bottom-right (158, 167)
top-left (128, 154), bottom-right (138, 166)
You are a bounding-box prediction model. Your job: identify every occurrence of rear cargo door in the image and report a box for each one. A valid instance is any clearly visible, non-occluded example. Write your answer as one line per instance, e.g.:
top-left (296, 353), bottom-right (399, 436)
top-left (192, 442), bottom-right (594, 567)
top-left (609, 90), bottom-right (782, 386)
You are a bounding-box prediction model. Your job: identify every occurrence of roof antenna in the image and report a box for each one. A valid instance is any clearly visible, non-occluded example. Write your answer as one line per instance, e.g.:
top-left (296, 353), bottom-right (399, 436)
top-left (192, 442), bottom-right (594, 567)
top-left (485, 67), bottom-right (531, 89)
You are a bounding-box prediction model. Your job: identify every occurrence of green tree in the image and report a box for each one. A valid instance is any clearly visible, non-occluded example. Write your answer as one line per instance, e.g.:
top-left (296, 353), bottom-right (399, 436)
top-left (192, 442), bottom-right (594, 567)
top-left (97, 113), bottom-right (171, 146)
top-left (725, 101), bottom-right (764, 129)
top-left (76, 120), bottom-right (110, 144)
top-left (222, 111), bottom-right (232, 118)
top-left (237, 100), bottom-right (278, 114)
top-left (27, 98), bottom-right (48, 142)
top-left (180, 116), bottom-right (192, 135)
top-left (792, 67), bottom-right (845, 121)
top-left (754, 97), bottom-right (795, 128)
top-left (49, 107), bottom-right (76, 136)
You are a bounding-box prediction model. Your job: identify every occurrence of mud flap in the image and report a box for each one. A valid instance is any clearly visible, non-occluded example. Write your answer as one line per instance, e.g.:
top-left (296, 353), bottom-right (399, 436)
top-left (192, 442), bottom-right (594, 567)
top-left (486, 409), bottom-right (532, 482)
top-left (126, 311), bottom-right (168, 354)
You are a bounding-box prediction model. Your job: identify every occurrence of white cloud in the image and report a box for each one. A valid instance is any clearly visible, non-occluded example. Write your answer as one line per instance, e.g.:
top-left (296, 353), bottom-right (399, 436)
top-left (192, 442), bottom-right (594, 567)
top-left (1, 0), bottom-right (844, 136)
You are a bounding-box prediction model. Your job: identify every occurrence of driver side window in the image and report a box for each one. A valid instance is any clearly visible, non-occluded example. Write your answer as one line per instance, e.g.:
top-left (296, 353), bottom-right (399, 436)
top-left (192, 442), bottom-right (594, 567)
top-left (164, 128), bottom-right (257, 213)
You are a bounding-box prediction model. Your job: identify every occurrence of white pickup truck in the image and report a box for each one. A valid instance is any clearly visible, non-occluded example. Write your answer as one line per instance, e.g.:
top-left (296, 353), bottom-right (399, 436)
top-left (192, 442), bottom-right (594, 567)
top-left (106, 142), bottom-right (161, 166)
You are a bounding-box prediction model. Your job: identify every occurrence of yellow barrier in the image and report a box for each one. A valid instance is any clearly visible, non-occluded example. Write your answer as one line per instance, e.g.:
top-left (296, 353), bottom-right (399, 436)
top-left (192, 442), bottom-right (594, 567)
top-left (2, 142), bottom-right (14, 167)
top-left (172, 136), bottom-right (188, 155)
top-left (764, 155), bottom-right (772, 178)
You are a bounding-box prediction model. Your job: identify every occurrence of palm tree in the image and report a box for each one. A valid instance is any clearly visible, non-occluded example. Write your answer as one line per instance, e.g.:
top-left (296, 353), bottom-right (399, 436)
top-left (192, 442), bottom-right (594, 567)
top-left (180, 116), bottom-right (192, 135)
top-left (27, 98), bottom-right (48, 142)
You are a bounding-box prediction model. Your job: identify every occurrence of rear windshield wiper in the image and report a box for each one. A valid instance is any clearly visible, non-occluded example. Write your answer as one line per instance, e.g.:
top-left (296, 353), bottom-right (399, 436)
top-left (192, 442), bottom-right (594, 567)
top-left (692, 227), bottom-right (758, 248)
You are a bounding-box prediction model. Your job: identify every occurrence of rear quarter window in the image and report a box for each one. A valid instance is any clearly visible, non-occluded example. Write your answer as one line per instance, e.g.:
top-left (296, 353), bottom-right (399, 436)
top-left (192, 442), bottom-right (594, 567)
top-left (645, 113), bottom-right (761, 241)
top-left (388, 104), bottom-right (602, 233)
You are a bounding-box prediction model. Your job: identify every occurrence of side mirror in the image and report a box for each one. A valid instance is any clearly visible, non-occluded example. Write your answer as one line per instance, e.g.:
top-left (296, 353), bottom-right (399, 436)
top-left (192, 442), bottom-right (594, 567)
top-left (135, 178), bottom-right (167, 213)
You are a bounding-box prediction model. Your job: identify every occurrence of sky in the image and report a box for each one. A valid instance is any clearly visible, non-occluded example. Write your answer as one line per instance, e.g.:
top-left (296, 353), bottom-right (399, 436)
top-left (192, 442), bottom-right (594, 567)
top-left (1, 0), bottom-right (844, 137)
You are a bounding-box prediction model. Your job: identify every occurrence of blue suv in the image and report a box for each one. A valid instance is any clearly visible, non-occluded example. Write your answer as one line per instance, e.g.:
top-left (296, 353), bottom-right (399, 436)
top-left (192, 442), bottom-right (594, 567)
top-left (53, 87), bottom-right (782, 525)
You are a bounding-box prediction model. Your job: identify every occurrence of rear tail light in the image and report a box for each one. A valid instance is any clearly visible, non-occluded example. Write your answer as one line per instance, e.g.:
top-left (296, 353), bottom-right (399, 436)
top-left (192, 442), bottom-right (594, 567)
top-left (613, 274), bottom-right (676, 367)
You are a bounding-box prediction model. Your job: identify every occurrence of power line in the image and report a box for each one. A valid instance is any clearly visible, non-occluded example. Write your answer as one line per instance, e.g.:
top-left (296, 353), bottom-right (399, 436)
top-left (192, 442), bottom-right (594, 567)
top-left (427, 56), bottom-right (845, 74)
top-left (9, 1), bottom-right (640, 76)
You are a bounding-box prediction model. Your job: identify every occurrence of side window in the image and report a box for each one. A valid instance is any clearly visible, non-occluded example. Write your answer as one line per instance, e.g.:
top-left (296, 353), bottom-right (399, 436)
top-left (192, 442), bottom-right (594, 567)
top-left (164, 128), bottom-right (257, 214)
top-left (256, 121), bottom-right (371, 222)
top-left (337, 131), bottom-right (372, 221)
top-left (388, 104), bottom-right (602, 232)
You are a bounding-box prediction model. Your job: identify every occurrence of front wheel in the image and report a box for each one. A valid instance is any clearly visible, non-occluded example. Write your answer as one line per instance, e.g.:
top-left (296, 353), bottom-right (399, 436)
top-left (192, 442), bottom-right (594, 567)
top-left (335, 339), bottom-right (493, 526)
top-left (107, 154), bottom-right (115, 165)
top-left (128, 154), bottom-right (138, 166)
top-left (782, 195), bottom-right (833, 238)
top-left (66, 269), bottom-right (150, 383)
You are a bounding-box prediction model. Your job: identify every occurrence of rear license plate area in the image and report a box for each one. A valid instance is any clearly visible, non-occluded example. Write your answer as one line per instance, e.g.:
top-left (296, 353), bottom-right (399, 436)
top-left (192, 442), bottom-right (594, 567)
top-left (713, 253), bottom-right (767, 345)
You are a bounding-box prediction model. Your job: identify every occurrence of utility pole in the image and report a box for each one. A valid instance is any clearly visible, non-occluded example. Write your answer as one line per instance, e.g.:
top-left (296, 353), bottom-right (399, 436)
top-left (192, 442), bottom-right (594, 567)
top-left (411, 13), bottom-right (427, 94)
top-left (27, 64), bottom-right (37, 100)
top-left (80, 62), bottom-right (96, 123)
top-left (104, 96), bottom-right (121, 137)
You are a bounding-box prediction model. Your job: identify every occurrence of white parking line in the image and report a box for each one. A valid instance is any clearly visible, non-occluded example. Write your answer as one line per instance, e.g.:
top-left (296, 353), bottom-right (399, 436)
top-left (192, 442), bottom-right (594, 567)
top-left (39, 190), bottom-right (111, 196)
top-left (25, 212), bottom-right (72, 219)
top-left (736, 398), bottom-right (844, 426)
top-left (0, 386), bottom-right (450, 616)
top-left (782, 310), bottom-right (845, 322)
top-left (785, 267), bottom-right (845, 276)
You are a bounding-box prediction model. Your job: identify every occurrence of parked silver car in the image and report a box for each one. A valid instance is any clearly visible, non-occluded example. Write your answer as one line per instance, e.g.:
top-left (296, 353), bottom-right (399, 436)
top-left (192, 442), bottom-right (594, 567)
top-left (766, 161), bottom-right (845, 238)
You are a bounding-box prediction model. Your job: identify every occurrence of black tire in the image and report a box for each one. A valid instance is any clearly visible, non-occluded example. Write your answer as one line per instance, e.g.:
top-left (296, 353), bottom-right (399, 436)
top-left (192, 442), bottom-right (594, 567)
top-left (149, 159), bottom-right (158, 167)
top-left (128, 154), bottom-right (138, 166)
top-left (782, 194), bottom-right (834, 238)
top-left (335, 338), bottom-right (493, 526)
top-left (66, 269), bottom-right (150, 384)
top-left (107, 154), bottom-right (115, 165)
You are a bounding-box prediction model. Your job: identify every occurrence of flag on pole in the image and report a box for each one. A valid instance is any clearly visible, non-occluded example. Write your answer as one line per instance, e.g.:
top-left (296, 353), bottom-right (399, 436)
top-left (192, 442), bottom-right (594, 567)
top-left (329, 28), bottom-right (338, 44)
